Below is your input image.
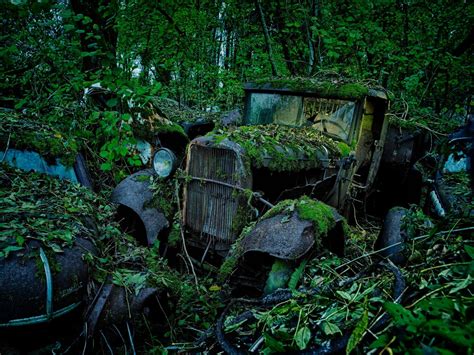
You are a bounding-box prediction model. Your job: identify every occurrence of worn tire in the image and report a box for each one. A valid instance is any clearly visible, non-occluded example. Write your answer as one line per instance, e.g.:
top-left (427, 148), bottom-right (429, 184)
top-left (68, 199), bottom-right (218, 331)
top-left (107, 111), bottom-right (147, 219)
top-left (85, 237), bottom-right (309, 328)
top-left (375, 207), bottom-right (408, 265)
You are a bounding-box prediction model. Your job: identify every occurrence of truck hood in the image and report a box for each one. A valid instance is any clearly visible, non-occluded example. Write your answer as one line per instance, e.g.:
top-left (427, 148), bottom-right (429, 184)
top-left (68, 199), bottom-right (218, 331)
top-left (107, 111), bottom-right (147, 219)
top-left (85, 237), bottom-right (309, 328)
top-left (204, 124), bottom-right (349, 172)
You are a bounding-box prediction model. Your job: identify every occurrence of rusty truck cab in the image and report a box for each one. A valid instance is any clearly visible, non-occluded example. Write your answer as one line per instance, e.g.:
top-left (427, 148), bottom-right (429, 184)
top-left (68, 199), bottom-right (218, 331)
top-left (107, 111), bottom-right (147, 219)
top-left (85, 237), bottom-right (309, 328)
top-left (182, 79), bottom-right (390, 261)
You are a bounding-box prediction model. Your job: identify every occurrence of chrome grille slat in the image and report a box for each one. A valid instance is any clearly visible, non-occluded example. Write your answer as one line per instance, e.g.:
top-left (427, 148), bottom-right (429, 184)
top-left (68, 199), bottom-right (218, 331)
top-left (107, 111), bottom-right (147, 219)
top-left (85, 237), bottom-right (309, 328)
top-left (185, 144), bottom-right (245, 243)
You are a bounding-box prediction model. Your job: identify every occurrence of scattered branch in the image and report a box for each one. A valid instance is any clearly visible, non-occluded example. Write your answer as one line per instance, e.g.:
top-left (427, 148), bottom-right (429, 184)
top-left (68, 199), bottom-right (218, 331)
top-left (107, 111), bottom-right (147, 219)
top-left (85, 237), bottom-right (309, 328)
top-left (174, 180), bottom-right (199, 289)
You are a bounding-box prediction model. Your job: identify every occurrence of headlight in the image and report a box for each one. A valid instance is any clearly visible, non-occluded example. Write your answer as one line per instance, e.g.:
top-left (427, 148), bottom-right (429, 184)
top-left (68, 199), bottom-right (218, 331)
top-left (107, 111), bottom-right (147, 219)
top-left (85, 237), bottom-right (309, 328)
top-left (152, 148), bottom-right (177, 178)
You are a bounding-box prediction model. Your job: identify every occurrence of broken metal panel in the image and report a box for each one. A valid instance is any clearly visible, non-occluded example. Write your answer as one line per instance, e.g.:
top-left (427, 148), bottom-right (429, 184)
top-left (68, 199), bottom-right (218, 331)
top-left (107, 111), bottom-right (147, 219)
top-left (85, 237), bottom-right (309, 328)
top-left (86, 284), bottom-right (159, 335)
top-left (183, 137), bottom-right (252, 244)
top-left (240, 213), bottom-right (315, 260)
top-left (111, 169), bottom-right (169, 245)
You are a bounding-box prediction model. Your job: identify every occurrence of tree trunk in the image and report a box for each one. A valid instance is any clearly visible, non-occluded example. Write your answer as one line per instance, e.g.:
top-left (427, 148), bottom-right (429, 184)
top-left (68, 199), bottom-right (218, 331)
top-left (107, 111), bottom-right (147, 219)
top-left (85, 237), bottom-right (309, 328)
top-left (255, 0), bottom-right (279, 76)
top-left (275, 0), bottom-right (296, 75)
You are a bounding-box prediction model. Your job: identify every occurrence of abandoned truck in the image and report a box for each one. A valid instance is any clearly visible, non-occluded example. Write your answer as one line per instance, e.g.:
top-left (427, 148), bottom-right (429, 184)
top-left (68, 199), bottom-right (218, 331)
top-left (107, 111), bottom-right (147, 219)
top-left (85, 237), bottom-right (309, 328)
top-left (113, 78), bottom-right (392, 288)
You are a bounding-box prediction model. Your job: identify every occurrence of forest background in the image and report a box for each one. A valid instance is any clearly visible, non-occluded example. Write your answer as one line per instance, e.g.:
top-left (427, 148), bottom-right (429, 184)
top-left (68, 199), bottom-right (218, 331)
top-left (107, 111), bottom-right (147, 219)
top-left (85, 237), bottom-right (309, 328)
top-left (1, 1), bottom-right (473, 353)
top-left (2, 0), bottom-right (472, 163)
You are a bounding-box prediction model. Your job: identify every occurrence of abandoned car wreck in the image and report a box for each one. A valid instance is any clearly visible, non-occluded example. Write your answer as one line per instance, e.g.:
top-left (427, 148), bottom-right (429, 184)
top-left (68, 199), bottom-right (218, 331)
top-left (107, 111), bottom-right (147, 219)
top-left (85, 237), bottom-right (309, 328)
top-left (111, 78), bottom-right (393, 293)
top-left (1, 78), bottom-right (472, 353)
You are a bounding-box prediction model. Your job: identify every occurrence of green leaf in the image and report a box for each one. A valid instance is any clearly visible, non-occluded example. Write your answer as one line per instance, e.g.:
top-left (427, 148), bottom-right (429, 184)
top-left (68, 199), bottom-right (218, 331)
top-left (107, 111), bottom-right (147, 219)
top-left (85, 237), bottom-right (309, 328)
top-left (321, 321), bottom-right (342, 335)
top-left (295, 326), bottom-right (311, 350)
top-left (346, 307), bottom-right (368, 354)
top-left (288, 259), bottom-right (307, 290)
top-left (224, 317), bottom-right (248, 333)
top-left (449, 275), bottom-right (472, 294)
top-left (368, 334), bottom-right (390, 349)
top-left (424, 319), bottom-right (474, 347)
top-left (465, 245), bottom-right (474, 259)
top-left (14, 98), bottom-right (27, 109)
top-left (264, 333), bottom-right (285, 352)
top-left (50, 243), bottom-right (63, 253)
top-left (263, 259), bottom-right (293, 295)
top-left (15, 235), bottom-right (25, 246)
top-left (61, 230), bottom-right (73, 243)
top-left (106, 98), bottom-right (118, 108)
top-left (100, 162), bottom-right (113, 171)
top-left (383, 302), bottom-right (425, 332)
top-left (336, 290), bottom-right (353, 301)
top-left (64, 24), bottom-right (75, 32)
top-left (2, 245), bottom-right (23, 257)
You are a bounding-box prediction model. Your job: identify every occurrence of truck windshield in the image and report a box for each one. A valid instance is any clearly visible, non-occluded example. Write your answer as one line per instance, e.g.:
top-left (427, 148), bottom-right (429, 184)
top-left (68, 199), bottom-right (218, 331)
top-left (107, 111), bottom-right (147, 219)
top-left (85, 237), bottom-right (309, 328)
top-left (245, 92), bottom-right (356, 142)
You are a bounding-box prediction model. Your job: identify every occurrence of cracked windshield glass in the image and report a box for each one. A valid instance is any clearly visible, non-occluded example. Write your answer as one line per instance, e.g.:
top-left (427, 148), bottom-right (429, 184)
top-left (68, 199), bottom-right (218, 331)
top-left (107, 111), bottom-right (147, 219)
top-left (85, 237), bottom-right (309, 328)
top-left (246, 93), bottom-right (355, 141)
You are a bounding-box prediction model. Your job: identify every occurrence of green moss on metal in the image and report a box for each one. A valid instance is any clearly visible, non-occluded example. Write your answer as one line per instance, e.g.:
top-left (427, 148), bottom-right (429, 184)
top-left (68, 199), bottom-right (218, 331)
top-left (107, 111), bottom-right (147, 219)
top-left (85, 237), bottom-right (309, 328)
top-left (210, 124), bottom-right (343, 172)
top-left (263, 259), bottom-right (293, 294)
top-left (0, 113), bottom-right (79, 166)
top-left (218, 222), bottom-right (256, 282)
top-left (155, 122), bottom-right (187, 136)
top-left (250, 77), bottom-right (370, 100)
top-left (262, 196), bottom-right (336, 238)
top-left (337, 142), bottom-right (352, 157)
top-left (296, 196), bottom-right (335, 237)
top-left (218, 196), bottom-right (337, 281)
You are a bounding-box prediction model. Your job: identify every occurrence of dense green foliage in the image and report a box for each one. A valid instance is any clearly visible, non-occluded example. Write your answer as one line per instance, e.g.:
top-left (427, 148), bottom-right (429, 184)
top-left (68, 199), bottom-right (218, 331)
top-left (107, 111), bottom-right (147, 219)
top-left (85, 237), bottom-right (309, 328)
top-left (1, 0), bottom-right (472, 183)
top-left (0, 0), bottom-right (472, 353)
top-left (0, 112), bottom-right (79, 166)
top-left (2, 0), bottom-right (472, 129)
top-left (220, 208), bottom-right (473, 354)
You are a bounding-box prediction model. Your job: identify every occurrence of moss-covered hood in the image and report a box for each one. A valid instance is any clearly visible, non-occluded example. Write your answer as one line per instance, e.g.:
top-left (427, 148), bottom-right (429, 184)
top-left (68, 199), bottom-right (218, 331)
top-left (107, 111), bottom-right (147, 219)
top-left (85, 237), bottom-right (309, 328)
top-left (206, 124), bottom-right (350, 172)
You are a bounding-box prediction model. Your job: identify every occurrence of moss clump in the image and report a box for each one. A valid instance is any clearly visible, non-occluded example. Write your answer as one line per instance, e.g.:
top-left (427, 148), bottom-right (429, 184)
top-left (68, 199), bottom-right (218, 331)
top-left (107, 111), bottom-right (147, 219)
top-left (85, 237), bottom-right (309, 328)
top-left (249, 77), bottom-right (370, 100)
top-left (262, 196), bottom-right (336, 238)
top-left (155, 122), bottom-right (187, 136)
top-left (263, 259), bottom-right (294, 295)
top-left (210, 124), bottom-right (343, 172)
top-left (218, 221), bottom-right (256, 282)
top-left (0, 113), bottom-right (79, 166)
top-left (260, 199), bottom-right (297, 220)
top-left (262, 196), bottom-right (335, 241)
top-left (296, 196), bottom-right (336, 237)
top-left (337, 141), bottom-right (352, 157)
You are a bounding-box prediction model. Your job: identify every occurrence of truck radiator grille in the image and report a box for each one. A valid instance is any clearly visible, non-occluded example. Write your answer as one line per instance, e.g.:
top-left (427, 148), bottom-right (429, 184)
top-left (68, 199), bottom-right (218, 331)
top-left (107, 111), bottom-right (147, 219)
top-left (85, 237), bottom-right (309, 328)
top-left (184, 144), bottom-right (248, 243)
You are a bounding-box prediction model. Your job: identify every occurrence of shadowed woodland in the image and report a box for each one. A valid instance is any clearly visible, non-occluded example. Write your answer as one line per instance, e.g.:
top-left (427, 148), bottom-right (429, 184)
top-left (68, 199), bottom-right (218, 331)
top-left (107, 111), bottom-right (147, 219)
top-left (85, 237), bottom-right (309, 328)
top-left (0, 0), bottom-right (473, 353)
